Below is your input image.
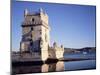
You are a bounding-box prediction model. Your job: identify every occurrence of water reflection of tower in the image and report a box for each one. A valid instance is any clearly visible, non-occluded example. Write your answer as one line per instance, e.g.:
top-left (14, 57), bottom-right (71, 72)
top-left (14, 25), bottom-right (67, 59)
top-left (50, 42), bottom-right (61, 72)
top-left (48, 63), bottom-right (56, 72)
top-left (56, 61), bottom-right (64, 71)
top-left (41, 61), bottom-right (64, 72)
top-left (42, 64), bottom-right (48, 72)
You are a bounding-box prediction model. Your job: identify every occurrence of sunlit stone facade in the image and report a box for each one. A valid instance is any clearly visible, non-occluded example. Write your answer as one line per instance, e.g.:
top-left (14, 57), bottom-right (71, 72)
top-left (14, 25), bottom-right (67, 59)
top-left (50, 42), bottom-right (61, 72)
top-left (20, 8), bottom-right (50, 61)
top-left (20, 8), bottom-right (64, 61)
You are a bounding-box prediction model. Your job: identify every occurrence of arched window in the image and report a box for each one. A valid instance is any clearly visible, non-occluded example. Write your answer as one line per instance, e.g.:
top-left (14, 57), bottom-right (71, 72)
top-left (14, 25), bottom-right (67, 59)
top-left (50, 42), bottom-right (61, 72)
top-left (32, 18), bottom-right (34, 22)
top-left (31, 27), bottom-right (33, 31)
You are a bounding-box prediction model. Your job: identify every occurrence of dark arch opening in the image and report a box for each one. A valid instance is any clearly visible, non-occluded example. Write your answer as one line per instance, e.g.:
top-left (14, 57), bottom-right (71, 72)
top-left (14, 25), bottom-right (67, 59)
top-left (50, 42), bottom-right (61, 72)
top-left (32, 18), bottom-right (34, 22)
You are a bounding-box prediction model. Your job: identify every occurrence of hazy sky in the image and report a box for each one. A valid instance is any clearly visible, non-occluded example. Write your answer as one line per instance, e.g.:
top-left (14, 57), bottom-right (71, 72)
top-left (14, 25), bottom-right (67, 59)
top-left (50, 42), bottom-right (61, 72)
top-left (12, 1), bottom-right (96, 51)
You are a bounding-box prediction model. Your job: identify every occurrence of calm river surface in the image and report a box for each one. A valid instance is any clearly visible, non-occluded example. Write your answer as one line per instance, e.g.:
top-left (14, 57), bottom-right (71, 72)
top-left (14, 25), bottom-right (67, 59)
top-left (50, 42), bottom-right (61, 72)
top-left (12, 53), bottom-right (96, 74)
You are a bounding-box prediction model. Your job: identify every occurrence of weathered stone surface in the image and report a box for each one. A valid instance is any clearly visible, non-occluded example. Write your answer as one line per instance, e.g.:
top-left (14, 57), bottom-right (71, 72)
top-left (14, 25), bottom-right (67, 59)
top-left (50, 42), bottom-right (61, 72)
top-left (20, 8), bottom-right (64, 61)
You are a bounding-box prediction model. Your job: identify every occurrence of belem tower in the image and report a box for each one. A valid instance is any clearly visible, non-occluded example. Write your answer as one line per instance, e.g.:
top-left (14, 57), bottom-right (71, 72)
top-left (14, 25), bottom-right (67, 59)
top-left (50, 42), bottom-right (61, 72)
top-left (20, 8), bottom-right (64, 61)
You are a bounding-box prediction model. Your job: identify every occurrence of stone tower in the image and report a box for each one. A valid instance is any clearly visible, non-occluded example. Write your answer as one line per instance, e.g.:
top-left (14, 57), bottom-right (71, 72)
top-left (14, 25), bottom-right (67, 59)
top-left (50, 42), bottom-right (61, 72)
top-left (20, 8), bottom-right (50, 61)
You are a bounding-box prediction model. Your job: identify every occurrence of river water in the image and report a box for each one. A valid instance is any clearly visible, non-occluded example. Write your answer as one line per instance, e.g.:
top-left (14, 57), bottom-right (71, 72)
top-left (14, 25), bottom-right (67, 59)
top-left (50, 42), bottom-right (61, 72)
top-left (64, 53), bottom-right (96, 71)
top-left (12, 53), bottom-right (96, 74)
